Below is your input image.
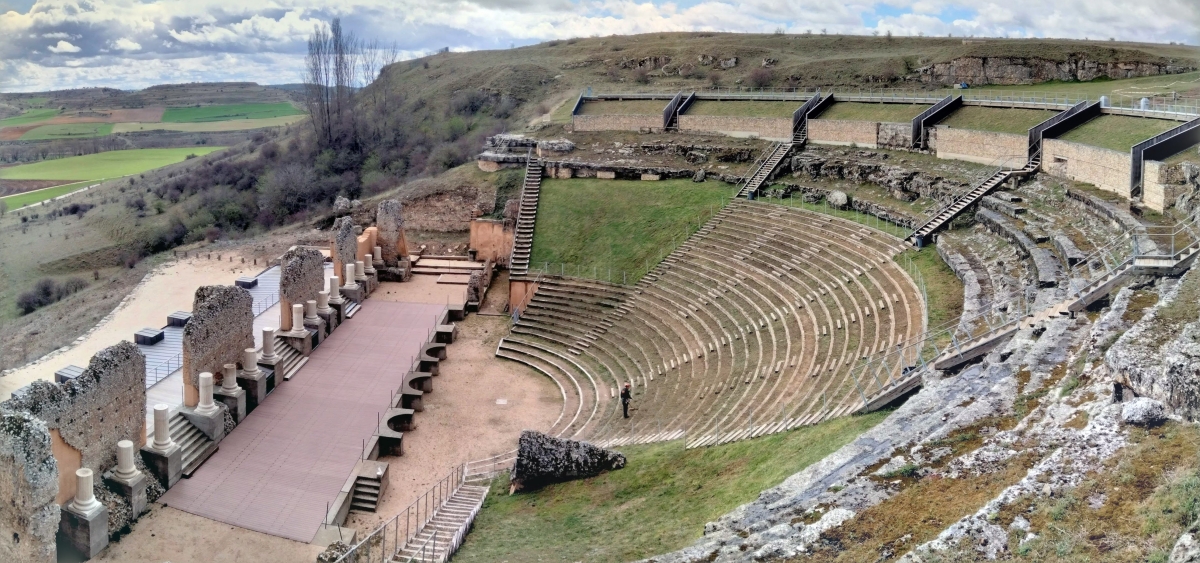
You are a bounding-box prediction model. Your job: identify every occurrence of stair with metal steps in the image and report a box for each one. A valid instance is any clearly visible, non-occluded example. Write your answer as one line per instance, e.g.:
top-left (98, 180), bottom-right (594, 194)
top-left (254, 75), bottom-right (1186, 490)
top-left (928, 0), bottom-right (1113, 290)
top-left (907, 157), bottom-right (1040, 245)
top-left (393, 484), bottom-right (489, 562)
top-left (168, 411), bottom-right (218, 477)
top-left (509, 153), bottom-right (543, 276)
top-left (736, 141), bottom-right (793, 199)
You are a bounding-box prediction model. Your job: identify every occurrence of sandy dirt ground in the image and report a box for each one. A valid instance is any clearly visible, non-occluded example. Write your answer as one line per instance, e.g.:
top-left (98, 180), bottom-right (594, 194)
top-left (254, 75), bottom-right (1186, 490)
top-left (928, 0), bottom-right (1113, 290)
top-left (0, 253), bottom-right (260, 400)
top-left (92, 506), bottom-right (323, 563)
top-left (345, 285), bottom-right (561, 533)
top-left (373, 274), bottom-right (469, 306)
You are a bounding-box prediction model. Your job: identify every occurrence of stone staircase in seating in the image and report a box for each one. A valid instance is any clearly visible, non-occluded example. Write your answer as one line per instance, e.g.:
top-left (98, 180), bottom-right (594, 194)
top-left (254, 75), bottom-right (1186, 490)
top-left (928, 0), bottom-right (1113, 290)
top-left (509, 154), bottom-right (543, 276)
top-left (393, 484), bottom-right (489, 563)
top-left (168, 410), bottom-right (218, 477)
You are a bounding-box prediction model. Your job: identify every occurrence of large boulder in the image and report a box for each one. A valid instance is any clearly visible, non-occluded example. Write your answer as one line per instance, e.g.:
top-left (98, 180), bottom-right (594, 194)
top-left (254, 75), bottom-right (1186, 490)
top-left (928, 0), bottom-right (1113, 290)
top-left (1121, 397), bottom-right (1167, 427)
top-left (510, 430), bottom-right (626, 492)
top-left (828, 190), bottom-right (849, 209)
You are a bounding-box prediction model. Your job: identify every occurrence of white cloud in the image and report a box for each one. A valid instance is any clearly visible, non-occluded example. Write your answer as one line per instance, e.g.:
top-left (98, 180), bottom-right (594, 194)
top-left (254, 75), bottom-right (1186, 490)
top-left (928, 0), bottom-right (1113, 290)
top-left (112, 37), bottom-right (141, 51)
top-left (46, 39), bottom-right (79, 53)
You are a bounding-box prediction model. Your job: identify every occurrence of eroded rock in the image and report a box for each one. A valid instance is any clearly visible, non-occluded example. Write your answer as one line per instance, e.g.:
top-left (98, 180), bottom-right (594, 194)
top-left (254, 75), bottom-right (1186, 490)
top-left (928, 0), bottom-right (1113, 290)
top-left (1121, 397), bottom-right (1167, 427)
top-left (510, 430), bottom-right (625, 492)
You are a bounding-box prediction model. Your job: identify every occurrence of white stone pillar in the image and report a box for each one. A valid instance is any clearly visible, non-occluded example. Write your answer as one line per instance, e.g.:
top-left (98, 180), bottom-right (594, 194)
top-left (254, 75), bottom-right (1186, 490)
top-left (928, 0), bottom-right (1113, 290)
top-left (364, 253), bottom-right (377, 275)
top-left (373, 246), bottom-right (382, 262)
top-left (242, 348), bottom-right (262, 377)
top-left (304, 300), bottom-right (319, 324)
top-left (196, 372), bottom-right (219, 415)
top-left (327, 276), bottom-right (345, 304)
top-left (152, 404), bottom-right (174, 451)
top-left (290, 303), bottom-right (305, 334)
top-left (355, 260), bottom-right (368, 282)
top-left (71, 468), bottom-right (102, 514)
top-left (344, 264), bottom-right (359, 290)
top-left (114, 440), bottom-right (140, 480)
top-left (260, 327), bottom-right (278, 362)
top-left (317, 290), bottom-right (332, 315)
top-left (221, 363), bottom-right (239, 392)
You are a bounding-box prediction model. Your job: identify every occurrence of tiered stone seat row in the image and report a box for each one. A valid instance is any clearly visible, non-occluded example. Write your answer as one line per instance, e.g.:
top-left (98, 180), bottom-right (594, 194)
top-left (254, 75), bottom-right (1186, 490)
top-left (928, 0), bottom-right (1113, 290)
top-left (498, 201), bottom-right (925, 449)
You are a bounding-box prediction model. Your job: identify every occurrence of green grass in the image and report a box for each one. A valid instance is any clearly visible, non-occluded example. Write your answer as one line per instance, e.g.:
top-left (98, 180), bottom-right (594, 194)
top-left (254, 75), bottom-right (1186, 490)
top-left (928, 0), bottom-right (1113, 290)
top-left (685, 100), bottom-right (799, 117)
top-left (1162, 144), bottom-right (1200, 165)
top-left (455, 412), bottom-right (889, 563)
top-left (0, 180), bottom-right (96, 209)
top-left (529, 178), bottom-right (735, 282)
top-left (895, 245), bottom-right (962, 336)
top-left (1057, 114), bottom-right (1179, 153)
top-left (19, 123), bottom-right (113, 140)
top-left (161, 102), bottom-right (303, 123)
top-left (577, 100), bottom-right (668, 115)
top-left (0, 108), bottom-right (59, 128)
top-left (938, 106), bottom-right (1058, 135)
top-left (815, 102), bottom-right (930, 122)
top-left (0, 147), bottom-right (225, 181)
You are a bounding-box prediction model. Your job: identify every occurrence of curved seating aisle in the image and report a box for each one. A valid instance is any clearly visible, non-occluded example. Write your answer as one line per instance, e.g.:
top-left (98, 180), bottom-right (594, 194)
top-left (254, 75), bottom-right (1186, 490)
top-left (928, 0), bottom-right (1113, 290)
top-left (496, 200), bottom-right (925, 449)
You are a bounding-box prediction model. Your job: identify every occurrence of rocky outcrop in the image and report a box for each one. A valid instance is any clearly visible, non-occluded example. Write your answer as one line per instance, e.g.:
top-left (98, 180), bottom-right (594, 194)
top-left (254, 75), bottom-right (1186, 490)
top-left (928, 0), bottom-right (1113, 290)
top-left (1121, 397), bottom-right (1168, 427)
top-left (917, 55), bottom-right (1194, 86)
top-left (762, 182), bottom-right (918, 229)
top-left (510, 431), bottom-right (626, 492)
top-left (976, 209), bottom-right (1059, 288)
top-left (787, 152), bottom-right (971, 203)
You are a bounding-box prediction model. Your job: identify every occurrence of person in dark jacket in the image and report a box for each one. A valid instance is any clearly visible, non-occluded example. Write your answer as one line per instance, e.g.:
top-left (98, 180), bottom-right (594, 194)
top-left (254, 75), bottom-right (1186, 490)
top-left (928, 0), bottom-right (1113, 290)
top-left (621, 383), bottom-right (632, 418)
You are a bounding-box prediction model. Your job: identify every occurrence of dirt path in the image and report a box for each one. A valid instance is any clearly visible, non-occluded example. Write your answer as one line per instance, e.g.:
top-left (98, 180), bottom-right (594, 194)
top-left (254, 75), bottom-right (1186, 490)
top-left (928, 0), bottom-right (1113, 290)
top-left (92, 506), bottom-right (323, 563)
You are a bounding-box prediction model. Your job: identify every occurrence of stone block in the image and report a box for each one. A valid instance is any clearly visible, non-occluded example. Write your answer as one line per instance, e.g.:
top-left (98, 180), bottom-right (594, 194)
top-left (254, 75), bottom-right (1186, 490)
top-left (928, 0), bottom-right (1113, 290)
top-left (341, 285), bottom-right (365, 304)
top-left (435, 324), bottom-right (458, 344)
top-left (447, 303), bottom-right (466, 322)
top-left (640, 173), bottom-right (661, 181)
top-left (317, 310), bottom-right (339, 335)
top-left (304, 318), bottom-right (326, 346)
top-left (181, 405), bottom-right (226, 442)
top-left (140, 443), bottom-right (182, 489)
top-left (238, 368), bottom-right (271, 414)
top-left (105, 471), bottom-right (148, 518)
top-left (329, 301), bottom-right (349, 325)
top-left (214, 387), bottom-right (247, 423)
top-left (597, 170), bottom-right (616, 180)
top-left (59, 504), bottom-right (108, 559)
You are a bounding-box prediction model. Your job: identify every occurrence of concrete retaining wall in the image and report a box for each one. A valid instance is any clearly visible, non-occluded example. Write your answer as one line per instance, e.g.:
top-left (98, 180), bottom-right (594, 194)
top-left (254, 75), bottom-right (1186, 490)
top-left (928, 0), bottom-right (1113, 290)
top-left (808, 119), bottom-right (879, 148)
top-left (1042, 138), bottom-right (1132, 198)
top-left (676, 116), bottom-right (791, 141)
top-left (572, 114), bottom-right (661, 132)
top-left (935, 127), bottom-right (1026, 166)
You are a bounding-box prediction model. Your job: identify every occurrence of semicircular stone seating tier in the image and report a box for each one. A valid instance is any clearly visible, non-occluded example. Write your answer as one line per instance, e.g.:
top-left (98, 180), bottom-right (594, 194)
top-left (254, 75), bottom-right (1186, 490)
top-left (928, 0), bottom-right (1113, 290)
top-left (496, 200), bottom-right (925, 449)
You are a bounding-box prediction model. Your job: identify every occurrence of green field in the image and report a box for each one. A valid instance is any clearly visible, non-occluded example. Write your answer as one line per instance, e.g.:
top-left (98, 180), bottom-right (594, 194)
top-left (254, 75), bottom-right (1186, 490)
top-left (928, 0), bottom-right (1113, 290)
top-left (816, 102), bottom-right (930, 122)
top-left (20, 123), bottom-right (114, 140)
top-left (937, 106), bottom-right (1058, 135)
top-left (0, 180), bottom-right (97, 209)
top-left (1057, 114), bottom-right (1179, 152)
top-left (161, 102), bottom-right (303, 123)
top-left (0, 147), bottom-right (225, 181)
top-left (685, 100), bottom-right (799, 117)
top-left (455, 412), bottom-right (888, 563)
top-left (0, 108), bottom-right (59, 128)
top-left (528, 178), bottom-right (735, 282)
top-left (111, 115), bottom-right (305, 133)
top-left (577, 100), bottom-right (669, 115)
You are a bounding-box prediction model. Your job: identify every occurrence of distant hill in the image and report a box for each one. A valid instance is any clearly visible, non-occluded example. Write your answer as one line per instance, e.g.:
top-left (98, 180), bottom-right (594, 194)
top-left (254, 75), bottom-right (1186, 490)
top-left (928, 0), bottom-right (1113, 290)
top-left (0, 82), bottom-right (303, 110)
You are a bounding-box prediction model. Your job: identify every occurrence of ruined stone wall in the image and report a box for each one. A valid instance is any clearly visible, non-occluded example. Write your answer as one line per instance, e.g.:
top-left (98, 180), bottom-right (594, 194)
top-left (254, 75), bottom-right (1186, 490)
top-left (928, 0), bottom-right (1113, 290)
top-left (4, 342), bottom-right (146, 505)
top-left (676, 116), bottom-right (791, 141)
top-left (1042, 138), bottom-right (1132, 198)
top-left (808, 119), bottom-right (879, 148)
top-left (376, 200), bottom-right (409, 266)
top-left (935, 127), bottom-right (1027, 166)
top-left (1143, 160), bottom-right (1189, 213)
top-left (280, 247), bottom-right (326, 332)
top-left (470, 219), bottom-right (513, 265)
top-left (182, 286), bottom-right (253, 406)
top-left (331, 217), bottom-right (358, 287)
top-left (876, 122), bottom-right (913, 150)
top-left (572, 114), bottom-right (661, 133)
top-left (0, 411), bottom-right (57, 563)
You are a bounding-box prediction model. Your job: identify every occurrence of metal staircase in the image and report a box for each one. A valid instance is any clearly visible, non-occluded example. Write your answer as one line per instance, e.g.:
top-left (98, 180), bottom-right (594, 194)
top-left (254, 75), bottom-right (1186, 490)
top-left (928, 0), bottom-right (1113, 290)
top-left (393, 485), bottom-right (489, 562)
top-left (907, 154), bottom-right (1040, 246)
top-left (509, 150), bottom-right (542, 276)
top-left (735, 142), bottom-right (792, 198)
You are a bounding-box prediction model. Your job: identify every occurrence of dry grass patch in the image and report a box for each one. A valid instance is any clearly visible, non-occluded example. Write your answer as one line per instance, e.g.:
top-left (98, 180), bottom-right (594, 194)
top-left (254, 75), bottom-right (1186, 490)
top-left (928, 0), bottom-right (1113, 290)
top-left (685, 100), bottom-right (800, 117)
top-left (937, 106), bottom-right (1058, 135)
top-left (577, 99), bottom-right (668, 115)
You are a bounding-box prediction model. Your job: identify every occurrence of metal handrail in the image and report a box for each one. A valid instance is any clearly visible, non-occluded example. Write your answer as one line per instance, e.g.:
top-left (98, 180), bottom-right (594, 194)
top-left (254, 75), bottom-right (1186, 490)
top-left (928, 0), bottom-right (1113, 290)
top-left (145, 352), bottom-right (182, 388)
top-left (333, 464), bottom-right (466, 563)
top-left (907, 153), bottom-right (1025, 239)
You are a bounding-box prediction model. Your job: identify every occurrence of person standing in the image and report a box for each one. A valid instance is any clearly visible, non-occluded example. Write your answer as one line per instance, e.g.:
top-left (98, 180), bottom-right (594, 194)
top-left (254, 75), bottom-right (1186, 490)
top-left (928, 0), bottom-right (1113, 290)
top-left (621, 383), bottom-right (632, 418)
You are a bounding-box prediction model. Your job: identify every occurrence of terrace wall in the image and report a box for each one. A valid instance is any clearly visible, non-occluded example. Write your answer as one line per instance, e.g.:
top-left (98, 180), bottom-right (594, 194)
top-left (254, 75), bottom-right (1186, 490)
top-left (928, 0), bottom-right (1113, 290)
top-left (1143, 160), bottom-right (1189, 213)
top-left (1042, 138), bottom-right (1133, 198)
top-left (470, 219), bottom-right (513, 265)
top-left (808, 119), bottom-right (879, 148)
top-left (934, 127), bottom-right (1027, 166)
top-left (877, 122), bottom-right (913, 149)
top-left (572, 114), bottom-right (661, 133)
top-left (676, 116), bottom-right (791, 141)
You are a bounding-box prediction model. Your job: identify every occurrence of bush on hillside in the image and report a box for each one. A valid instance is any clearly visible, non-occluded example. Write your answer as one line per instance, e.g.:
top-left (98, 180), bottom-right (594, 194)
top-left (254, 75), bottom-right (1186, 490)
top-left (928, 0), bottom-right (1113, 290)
top-left (16, 277), bottom-right (88, 315)
top-left (748, 68), bottom-right (774, 88)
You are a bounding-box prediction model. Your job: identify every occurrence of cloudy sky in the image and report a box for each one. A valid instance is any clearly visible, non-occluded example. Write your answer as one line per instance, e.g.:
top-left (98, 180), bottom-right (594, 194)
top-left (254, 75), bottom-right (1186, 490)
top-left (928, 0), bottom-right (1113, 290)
top-left (1, 0), bottom-right (1198, 92)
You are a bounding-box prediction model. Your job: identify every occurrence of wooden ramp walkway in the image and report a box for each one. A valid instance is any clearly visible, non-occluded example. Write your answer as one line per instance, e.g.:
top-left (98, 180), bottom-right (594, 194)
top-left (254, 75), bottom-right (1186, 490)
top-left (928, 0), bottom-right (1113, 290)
top-left (160, 300), bottom-right (445, 543)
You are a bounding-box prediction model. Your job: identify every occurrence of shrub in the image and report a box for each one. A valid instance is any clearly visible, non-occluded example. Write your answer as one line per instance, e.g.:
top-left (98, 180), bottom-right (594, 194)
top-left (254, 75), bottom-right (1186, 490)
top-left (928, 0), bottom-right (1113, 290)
top-left (748, 68), bottom-right (774, 88)
top-left (708, 71), bottom-right (722, 88)
top-left (633, 68), bottom-right (650, 84)
top-left (15, 277), bottom-right (88, 315)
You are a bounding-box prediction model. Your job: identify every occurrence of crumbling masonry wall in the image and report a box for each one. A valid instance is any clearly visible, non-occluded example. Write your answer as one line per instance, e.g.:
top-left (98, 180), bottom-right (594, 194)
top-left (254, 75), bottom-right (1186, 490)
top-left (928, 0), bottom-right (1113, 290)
top-left (0, 411), bottom-right (58, 563)
top-left (331, 217), bottom-right (359, 288)
top-left (3, 342), bottom-right (146, 505)
top-left (182, 286), bottom-right (254, 406)
top-left (279, 247), bottom-right (327, 332)
top-left (376, 200), bottom-right (410, 266)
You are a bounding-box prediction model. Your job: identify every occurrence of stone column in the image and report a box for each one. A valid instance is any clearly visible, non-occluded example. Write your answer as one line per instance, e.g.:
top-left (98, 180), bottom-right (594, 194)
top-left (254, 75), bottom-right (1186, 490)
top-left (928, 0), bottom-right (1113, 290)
top-left (355, 260), bottom-right (368, 282)
top-left (373, 246), bottom-right (383, 263)
top-left (243, 348), bottom-right (262, 377)
top-left (221, 363), bottom-right (239, 393)
top-left (363, 254), bottom-right (377, 275)
top-left (260, 327), bottom-right (278, 362)
top-left (304, 300), bottom-right (320, 324)
top-left (151, 404), bottom-right (174, 451)
top-left (196, 372), bottom-right (219, 415)
top-left (72, 468), bottom-right (102, 514)
top-left (317, 291), bottom-right (332, 315)
top-left (328, 276), bottom-right (345, 304)
top-left (114, 440), bottom-right (139, 481)
top-left (344, 264), bottom-right (359, 290)
top-left (289, 303), bottom-right (306, 335)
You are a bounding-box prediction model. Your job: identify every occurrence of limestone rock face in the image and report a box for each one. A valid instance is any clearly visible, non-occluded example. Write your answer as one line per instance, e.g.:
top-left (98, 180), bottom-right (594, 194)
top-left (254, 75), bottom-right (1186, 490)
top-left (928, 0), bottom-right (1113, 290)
top-left (537, 139), bottom-right (575, 155)
top-left (316, 541), bottom-right (352, 563)
top-left (917, 56), bottom-right (1193, 86)
top-left (828, 190), bottom-right (849, 209)
top-left (333, 196), bottom-right (351, 214)
top-left (692, 169), bottom-right (707, 182)
top-left (510, 430), bottom-right (626, 492)
top-left (1171, 521), bottom-right (1200, 563)
top-left (1121, 397), bottom-right (1167, 427)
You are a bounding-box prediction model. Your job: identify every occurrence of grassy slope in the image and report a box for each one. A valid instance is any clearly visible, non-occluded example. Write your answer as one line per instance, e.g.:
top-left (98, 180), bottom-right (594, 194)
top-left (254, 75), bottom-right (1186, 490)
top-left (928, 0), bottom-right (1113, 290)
top-left (1, 180), bottom-right (96, 209)
top-left (0, 108), bottom-right (59, 127)
top-left (1057, 114), bottom-right (1180, 152)
top-left (161, 102), bottom-right (303, 123)
top-left (0, 148), bottom-right (225, 181)
top-left (686, 100), bottom-right (799, 117)
top-left (938, 106), bottom-right (1058, 135)
top-left (456, 412), bottom-right (889, 563)
top-left (111, 114), bottom-right (305, 133)
top-left (20, 123), bottom-right (114, 140)
top-left (816, 102), bottom-right (929, 122)
top-left (528, 178), bottom-right (735, 282)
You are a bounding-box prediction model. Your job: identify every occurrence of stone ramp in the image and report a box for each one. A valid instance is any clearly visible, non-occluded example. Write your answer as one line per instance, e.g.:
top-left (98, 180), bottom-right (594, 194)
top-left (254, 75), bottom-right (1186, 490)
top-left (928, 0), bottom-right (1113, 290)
top-left (160, 300), bottom-right (444, 543)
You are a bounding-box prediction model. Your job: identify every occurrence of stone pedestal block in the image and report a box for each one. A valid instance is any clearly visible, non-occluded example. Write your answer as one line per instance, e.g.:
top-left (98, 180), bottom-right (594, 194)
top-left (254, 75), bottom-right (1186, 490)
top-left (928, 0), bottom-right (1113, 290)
top-left (60, 504), bottom-right (108, 559)
top-left (329, 301), bottom-right (349, 324)
top-left (317, 310), bottom-right (339, 335)
top-left (447, 303), bottom-right (466, 322)
top-left (435, 324), bottom-right (458, 344)
top-left (215, 387), bottom-right (247, 423)
top-left (238, 368), bottom-right (270, 414)
top-left (341, 285), bottom-right (365, 304)
top-left (106, 471), bottom-right (148, 518)
top-left (181, 405), bottom-right (225, 442)
top-left (140, 443), bottom-right (182, 489)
